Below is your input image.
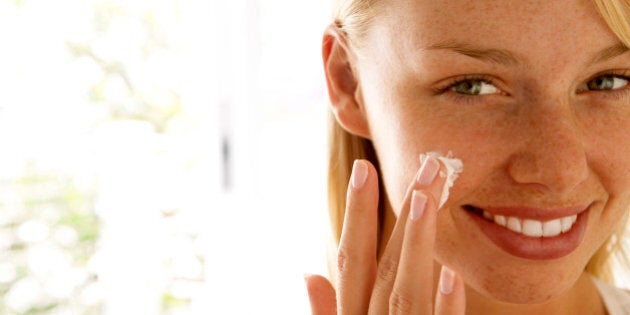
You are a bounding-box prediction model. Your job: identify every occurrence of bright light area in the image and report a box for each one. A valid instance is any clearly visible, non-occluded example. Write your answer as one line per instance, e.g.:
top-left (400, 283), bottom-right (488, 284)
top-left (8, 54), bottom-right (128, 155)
top-left (0, 0), bottom-right (330, 314)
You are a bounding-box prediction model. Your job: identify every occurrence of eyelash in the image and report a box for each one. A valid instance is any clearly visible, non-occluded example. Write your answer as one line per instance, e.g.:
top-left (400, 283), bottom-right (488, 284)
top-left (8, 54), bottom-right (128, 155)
top-left (433, 71), bottom-right (630, 105)
top-left (433, 74), bottom-right (503, 105)
top-left (579, 70), bottom-right (630, 100)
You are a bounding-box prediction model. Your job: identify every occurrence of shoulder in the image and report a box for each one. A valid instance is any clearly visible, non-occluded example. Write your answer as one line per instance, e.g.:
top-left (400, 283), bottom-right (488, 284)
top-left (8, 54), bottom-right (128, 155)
top-left (590, 276), bottom-right (630, 314)
top-left (596, 280), bottom-right (630, 300)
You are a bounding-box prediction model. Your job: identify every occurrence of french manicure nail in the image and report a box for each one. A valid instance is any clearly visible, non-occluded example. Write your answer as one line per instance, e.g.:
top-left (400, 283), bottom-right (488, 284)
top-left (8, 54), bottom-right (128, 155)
top-left (439, 265), bottom-right (456, 295)
top-left (417, 157), bottom-right (440, 186)
top-left (410, 190), bottom-right (427, 221)
top-left (351, 160), bottom-right (368, 189)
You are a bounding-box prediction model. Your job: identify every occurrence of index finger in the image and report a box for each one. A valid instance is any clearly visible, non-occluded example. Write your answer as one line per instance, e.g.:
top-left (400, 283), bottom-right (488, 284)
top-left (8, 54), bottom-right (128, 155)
top-left (336, 159), bottom-right (379, 315)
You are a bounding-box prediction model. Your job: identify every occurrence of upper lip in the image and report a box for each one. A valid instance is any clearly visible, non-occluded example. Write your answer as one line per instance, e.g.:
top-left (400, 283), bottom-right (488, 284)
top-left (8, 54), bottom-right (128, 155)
top-left (464, 204), bottom-right (591, 221)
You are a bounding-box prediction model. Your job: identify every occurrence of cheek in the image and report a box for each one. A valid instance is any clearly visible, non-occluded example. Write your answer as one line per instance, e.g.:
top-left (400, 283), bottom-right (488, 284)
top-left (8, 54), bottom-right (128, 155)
top-left (582, 108), bottom-right (630, 213)
top-left (367, 106), bottom-right (511, 214)
top-left (367, 118), bottom-right (432, 213)
top-left (585, 138), bottom-right (630, 232)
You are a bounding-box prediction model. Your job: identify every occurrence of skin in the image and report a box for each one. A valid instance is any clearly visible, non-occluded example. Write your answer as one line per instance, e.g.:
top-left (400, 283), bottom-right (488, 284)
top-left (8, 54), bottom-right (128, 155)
top-left (309, 0), bottom-right (630, 314)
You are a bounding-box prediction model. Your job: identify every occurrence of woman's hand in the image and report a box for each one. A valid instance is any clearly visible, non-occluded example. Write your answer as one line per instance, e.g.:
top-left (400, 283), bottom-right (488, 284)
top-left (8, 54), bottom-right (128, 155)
top-left (305, 157), bottom-right (466, 314)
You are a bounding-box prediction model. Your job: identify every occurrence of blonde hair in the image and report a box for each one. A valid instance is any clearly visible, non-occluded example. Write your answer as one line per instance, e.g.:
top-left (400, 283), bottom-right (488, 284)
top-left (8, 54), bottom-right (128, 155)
top-left (327, 0), bottom-right (630, 286)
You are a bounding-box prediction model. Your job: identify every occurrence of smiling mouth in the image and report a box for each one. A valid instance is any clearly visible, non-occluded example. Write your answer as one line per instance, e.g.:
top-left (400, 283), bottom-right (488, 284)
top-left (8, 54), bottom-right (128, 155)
top-left (463, 205), bottom-right (578, 238)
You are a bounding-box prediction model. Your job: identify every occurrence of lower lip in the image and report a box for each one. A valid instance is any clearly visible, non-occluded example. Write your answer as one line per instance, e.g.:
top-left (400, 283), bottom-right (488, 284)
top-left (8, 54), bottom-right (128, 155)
top-left (465, 208), bottom-right (589, 260)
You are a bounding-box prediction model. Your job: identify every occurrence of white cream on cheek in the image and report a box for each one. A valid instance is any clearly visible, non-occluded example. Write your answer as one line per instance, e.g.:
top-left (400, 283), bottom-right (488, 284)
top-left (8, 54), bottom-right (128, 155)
top-left (419, 151), bottom-right (463, 208)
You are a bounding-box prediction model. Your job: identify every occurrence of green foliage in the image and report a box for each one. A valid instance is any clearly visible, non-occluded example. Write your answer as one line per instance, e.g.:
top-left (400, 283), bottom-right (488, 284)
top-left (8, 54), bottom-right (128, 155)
top-left (161, 293), bottom-right (190, 312)
top-left (4, 1), bottom-right (196, 313)
top-left (0, 162), bottom-right (100, 314)
top-left (11, 0), bottom-right (25, 7)
top-left (66, 0), bottom-right (183, 133)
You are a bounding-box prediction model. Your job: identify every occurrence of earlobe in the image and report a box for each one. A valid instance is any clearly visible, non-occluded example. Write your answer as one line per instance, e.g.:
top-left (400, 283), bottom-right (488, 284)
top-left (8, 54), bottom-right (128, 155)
top-left (322, 25), bottom-right (371, 139)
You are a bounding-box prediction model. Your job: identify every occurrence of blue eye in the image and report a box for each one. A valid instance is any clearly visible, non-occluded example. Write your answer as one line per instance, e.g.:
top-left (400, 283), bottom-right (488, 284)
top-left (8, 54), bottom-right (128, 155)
top-left (586, 75), bottom-right (628, 91)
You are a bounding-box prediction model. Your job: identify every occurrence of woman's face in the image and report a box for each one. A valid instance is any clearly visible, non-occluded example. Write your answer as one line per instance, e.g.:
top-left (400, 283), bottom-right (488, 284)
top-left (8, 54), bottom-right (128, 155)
top-left (354, 0), bottom-right (630, 303)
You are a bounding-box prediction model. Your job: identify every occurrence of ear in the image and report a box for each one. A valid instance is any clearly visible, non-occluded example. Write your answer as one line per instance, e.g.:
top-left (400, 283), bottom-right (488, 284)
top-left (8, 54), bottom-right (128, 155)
top-left (322, 25), bottom-right (371, 139)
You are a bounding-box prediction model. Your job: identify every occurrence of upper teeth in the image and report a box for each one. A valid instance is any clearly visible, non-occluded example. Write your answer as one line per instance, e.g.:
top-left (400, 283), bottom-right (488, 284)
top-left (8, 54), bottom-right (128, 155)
top-left (482, 211), bottom-right (578, 238)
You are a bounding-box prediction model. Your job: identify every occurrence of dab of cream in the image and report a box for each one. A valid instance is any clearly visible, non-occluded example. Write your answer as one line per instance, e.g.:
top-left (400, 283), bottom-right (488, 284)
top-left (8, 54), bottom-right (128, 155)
top-left (419, 151), bottom-right (463, 209)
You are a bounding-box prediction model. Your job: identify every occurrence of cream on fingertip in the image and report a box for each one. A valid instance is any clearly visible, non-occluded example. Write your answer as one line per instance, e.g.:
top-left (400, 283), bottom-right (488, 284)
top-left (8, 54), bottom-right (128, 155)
top-left (419, 151), bottom-right (463, 209)
top-left (417, 157), bottom-right (440, 186)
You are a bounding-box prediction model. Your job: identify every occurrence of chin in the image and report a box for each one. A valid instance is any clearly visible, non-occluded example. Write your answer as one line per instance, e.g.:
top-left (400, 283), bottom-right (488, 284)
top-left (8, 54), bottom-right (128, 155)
top-left (462, 261), bottom-right (583, 305)
top-left (436, 241), bottom-right (588, 306)
top-left (473, 279), bottom-right (562, 304)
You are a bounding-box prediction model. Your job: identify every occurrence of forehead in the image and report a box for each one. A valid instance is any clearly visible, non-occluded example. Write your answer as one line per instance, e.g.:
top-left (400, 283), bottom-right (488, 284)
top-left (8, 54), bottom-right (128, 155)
top-left (366, 0), bottom-right (619, 66)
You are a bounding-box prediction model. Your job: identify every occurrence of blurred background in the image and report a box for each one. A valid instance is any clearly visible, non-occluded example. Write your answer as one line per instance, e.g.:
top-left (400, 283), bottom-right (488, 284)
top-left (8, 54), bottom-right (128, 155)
top-left (0, 0), bottom-right (330, 314)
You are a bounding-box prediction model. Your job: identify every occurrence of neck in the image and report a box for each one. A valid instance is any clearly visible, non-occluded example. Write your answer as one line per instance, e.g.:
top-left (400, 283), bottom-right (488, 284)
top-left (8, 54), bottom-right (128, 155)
top-left (461, 271), bottom-right (607, 315)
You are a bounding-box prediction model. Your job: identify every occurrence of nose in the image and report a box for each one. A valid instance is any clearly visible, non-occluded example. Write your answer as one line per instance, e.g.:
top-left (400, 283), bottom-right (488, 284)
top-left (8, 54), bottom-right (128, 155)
top-left (506, 101), bottom-right (589, 194)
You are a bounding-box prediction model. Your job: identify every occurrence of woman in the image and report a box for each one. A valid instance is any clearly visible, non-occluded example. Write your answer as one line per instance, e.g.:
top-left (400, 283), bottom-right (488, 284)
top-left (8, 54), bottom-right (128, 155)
top-left (306, 0), bottom-right (630, 314)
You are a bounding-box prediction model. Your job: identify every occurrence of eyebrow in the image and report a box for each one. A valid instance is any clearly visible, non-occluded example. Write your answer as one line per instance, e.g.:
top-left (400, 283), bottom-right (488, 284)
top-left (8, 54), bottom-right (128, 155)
top-left (424, 42), bottom-right (630, 66)
top-left (589, 43), bottom-right (629, 64)
top-left (425, 42), bottom-right (520, 66)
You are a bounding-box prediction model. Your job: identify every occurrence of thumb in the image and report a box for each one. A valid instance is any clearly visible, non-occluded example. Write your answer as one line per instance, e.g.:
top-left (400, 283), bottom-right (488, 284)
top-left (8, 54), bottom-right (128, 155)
top-left (304, 274), bottom-right (337, 315)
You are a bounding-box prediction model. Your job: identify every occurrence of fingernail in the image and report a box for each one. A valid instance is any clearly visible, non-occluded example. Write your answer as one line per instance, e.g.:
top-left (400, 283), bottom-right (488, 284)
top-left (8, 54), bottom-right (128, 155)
top-left (439, 265), bottom-right (456, 295)
top-left (351, 160), bottom-right (368, 189)
top-left (304, 273), bottom-right (313, 282)
top-left (417, 157), bottom-right (440, 186)
top-left (410, 190), bottom-right (427, 221)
